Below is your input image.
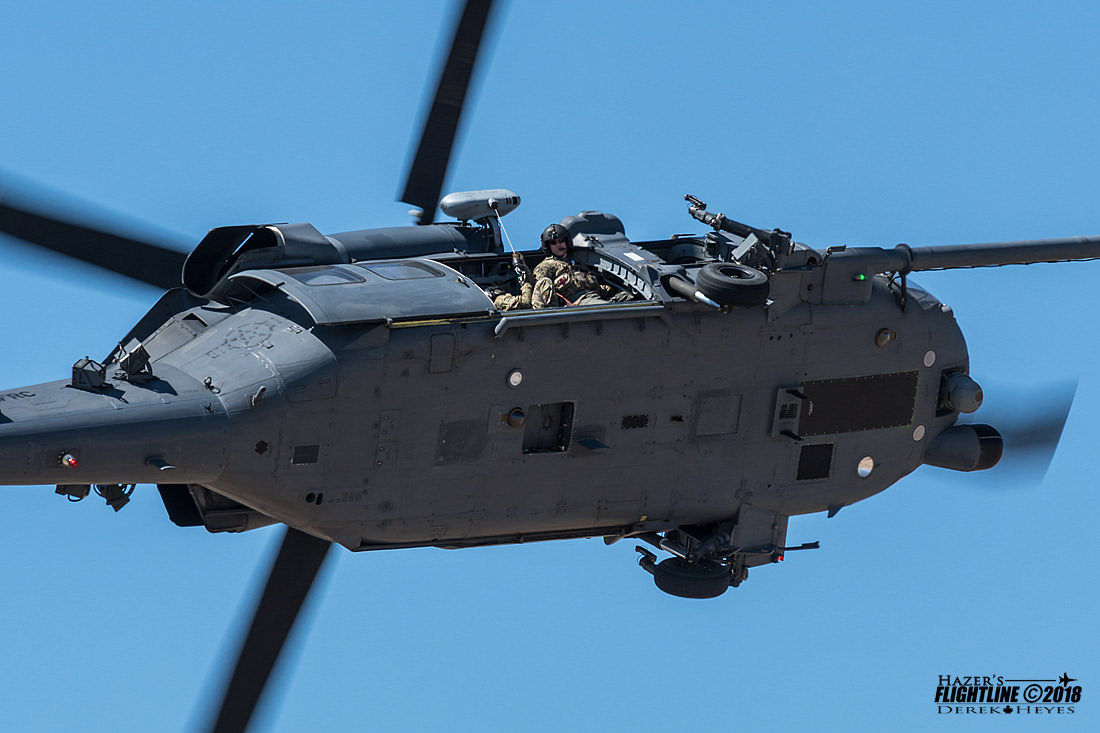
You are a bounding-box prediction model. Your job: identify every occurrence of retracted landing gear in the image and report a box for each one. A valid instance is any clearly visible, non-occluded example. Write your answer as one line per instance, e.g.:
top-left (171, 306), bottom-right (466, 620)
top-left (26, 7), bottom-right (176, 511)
top-left (633, 523), bottom-right (817, 599)
top-left (636, 548), bottom-right (731, 599)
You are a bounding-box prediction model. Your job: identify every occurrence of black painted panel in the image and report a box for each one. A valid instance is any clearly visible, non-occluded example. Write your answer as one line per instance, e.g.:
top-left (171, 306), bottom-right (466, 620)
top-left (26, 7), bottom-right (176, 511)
top-left (798, 371), bottom-right (919, 436)
top-left (797, 443), bottom-right (834, 481)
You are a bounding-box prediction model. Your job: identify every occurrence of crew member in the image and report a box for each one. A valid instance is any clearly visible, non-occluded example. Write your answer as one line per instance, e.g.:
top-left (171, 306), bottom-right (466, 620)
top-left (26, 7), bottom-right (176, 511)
top-left (490, 253), bottom-right (549, 311)
top-left (532, 223), bottom-right (630, 308)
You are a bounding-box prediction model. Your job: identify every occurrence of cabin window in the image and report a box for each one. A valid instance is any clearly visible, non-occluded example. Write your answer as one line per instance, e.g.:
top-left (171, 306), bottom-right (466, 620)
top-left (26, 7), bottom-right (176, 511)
top-left (694, 391), bottom-right (742, 437)
top-left (523, 402), bottom-right (575, 454)
top-left (360, 261), bottom-right (443, 280)
top-left (283, 266), bottom-right (365, 286)
top-left (291, 444), bottom-right (320, 465)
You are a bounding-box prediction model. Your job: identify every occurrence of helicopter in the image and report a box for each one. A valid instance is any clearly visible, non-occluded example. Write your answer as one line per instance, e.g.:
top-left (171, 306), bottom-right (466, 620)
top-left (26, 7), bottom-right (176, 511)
top-left (2, 1), bottom-right (1100, 730)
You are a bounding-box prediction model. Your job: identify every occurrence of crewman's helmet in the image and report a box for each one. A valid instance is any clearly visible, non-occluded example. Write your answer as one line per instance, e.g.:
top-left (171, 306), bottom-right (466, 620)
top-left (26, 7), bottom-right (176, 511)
top-left (541, 223), bottom-right (570, 255)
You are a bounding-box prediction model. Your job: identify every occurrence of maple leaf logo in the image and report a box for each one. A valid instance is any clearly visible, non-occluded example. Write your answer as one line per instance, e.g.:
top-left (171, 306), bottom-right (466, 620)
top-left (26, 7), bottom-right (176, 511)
top-left (1003, 706), bottom-right (1013, 714)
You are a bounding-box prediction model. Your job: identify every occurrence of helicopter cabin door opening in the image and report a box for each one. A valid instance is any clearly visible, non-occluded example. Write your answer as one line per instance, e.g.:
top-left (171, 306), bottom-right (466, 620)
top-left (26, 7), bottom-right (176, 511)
top-left (522, 402), bottom-right (575, 454)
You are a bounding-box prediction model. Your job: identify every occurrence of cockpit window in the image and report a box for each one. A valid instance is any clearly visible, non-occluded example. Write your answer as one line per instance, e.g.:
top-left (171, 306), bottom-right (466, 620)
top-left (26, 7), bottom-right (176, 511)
top-left (359, 261), bottom-right (444, 280)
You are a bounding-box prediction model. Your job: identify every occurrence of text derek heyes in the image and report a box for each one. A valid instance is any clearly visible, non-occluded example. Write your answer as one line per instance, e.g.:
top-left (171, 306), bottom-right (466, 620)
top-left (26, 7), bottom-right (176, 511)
top-left (935, 674), bottom-right (1081, 715)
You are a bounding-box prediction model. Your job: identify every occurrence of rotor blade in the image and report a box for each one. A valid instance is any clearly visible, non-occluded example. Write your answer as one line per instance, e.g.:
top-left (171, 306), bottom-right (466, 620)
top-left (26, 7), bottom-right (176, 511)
top-left (399, 0), bottom-right (496, 224)
top-left (210, 527), bottom-right (334, 733)
top-left (0, 197), bottom-right (187, 290)
top-left (960, 379), bottom-right (1077, 487)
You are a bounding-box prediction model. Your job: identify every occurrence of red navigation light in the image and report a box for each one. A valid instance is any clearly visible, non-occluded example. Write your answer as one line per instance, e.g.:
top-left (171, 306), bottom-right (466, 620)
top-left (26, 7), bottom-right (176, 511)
top-left (60, 453), bottom-right (78, 468)
top-left (777, 553), bottom-right (785, 562)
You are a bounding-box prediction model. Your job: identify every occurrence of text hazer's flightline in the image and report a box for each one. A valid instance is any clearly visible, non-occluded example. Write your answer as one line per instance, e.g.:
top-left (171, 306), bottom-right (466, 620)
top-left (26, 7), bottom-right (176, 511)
top-left (934, 674), bottom-right (1082, 714)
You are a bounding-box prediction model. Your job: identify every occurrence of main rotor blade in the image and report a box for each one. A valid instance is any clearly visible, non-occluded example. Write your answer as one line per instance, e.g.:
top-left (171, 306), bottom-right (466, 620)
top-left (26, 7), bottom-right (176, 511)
top-left (210, 527), bottom-right (334, 733)
top-left (0, 197), bottom-right (188, 290)
top-left (399, 0), bottom-right (496, 224)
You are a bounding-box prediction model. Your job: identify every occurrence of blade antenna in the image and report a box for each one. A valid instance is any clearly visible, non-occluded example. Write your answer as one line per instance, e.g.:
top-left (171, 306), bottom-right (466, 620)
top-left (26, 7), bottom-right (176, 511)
top-left (208, 527), bottom-right (334, 733)
top-left (399, 0), bottom-right (497, 224)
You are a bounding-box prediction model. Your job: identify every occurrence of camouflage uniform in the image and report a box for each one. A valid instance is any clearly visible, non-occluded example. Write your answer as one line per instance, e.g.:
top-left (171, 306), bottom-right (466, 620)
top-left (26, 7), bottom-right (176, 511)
top-left (532, 256), bottom-right (630, 308)
top-left (490, 253), bottom-right (547, 311)
top-left (492, 281), bottom-right (535, 311)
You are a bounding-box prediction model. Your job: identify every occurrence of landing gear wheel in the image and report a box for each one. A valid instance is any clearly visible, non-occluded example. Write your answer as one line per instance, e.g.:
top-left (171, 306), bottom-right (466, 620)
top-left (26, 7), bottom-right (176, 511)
top-left (730, 565), bottom-right (749, 588)
top-left (652, 558), bottom-right (730, 599)
top-left (695, 263), bottom-right (770, 307)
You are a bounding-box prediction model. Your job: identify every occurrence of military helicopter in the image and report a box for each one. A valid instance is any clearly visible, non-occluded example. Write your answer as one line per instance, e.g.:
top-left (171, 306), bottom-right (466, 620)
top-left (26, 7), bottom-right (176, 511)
top-left (2, 1), bottom-right (1097, 731)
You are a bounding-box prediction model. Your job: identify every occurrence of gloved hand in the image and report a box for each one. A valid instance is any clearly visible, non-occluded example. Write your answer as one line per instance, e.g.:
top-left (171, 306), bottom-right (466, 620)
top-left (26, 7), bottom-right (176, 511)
top-left (512, 253), bottom-right (533, 284)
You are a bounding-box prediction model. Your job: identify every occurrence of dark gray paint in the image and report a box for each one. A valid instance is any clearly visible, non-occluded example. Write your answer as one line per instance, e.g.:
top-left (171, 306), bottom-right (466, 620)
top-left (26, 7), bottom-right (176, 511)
top-left (1, 206), bottom-right (1096, 588)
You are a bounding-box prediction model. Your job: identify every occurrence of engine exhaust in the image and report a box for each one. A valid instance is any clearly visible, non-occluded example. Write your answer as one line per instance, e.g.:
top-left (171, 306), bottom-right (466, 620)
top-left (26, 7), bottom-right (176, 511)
top-left (922, 424), bottom-right (1003, 472)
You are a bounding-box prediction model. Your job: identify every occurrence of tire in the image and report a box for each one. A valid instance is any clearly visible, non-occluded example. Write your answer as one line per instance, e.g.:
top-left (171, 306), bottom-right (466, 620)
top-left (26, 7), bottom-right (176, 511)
top-left (695, 263), bottom-right (770, 307)
top-left (652, 558), bottom-right (730, 599)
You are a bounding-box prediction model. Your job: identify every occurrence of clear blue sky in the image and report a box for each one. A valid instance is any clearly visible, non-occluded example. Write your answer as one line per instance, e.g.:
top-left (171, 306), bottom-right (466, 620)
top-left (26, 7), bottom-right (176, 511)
top-left (1, 1), bottom-right (1098, 731)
